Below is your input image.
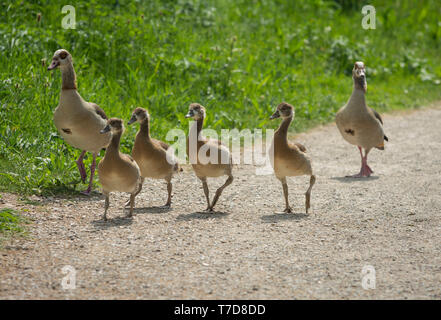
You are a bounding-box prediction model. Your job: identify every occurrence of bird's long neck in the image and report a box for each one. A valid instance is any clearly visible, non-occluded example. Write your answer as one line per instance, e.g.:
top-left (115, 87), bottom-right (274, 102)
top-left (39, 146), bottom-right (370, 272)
top-left (347, 87), bottom-right (367, 109)
top-left (60, 63), bottom-right (77, 90)
top-left (196, 116), bottom-right (204, 135)
top-left (139, 118), bottom-right (151, 140)
top-left (275, 116), bottom-right (292, 142)
top-left (106, 131), bottom-right (122, 158)
top-left (354, 76), bottom-right (367, 92)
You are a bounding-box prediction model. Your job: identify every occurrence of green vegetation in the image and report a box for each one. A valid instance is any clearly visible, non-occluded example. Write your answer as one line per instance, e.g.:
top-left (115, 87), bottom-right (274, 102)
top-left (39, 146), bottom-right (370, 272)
top-left (0, 208), bottom-right (29, 245)
top-left (1, 0), bottom-right (440, 194)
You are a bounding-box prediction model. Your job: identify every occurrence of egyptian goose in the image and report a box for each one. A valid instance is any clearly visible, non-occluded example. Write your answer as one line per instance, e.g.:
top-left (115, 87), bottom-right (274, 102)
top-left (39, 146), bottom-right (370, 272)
top-left (185, 103), bottom-right (234, 212)
top-left (269, 102), bottom-right (316, 213)
top-left (335, 62), bottom-right (388, 177)
top-left (97, 118), bottom-right (140, 221)
top-left (127, 107), bottom-right (180, 207)
top-left (47, 49), bottom-right (111, 194)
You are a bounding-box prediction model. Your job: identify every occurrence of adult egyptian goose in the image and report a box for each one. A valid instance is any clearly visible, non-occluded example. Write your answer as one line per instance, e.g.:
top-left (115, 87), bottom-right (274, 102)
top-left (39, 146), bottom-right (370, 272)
top-left (269, 102), bottom-right (316, 213)
top-left (185, 103), bottom-right (234, 212)
top-left (336, 62), bottom-right (388, 177)
top-left (97, 118), bottom-right (140, 221)
top-left (47, 49), bottom-right (111, 194)
top-left (127, 107), bottom-right (180, 207)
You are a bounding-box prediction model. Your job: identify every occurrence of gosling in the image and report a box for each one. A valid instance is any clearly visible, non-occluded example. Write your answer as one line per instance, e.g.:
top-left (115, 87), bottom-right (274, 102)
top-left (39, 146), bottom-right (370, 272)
top-left (185, 103), bottom-right (234, 212)
top-left (97, 118), bottom-right (140, 221)
top-left (127, 107), bottom-right (180, 208)
top-left (269, 102), bottom-right (315, 213)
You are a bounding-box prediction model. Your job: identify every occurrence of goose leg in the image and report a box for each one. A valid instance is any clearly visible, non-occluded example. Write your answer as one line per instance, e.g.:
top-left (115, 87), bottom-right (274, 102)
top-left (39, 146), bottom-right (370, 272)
top-left (127, 193), bottom-right (135, 218)
top-left (210, 174), bottom-right (234, 211)
top-left (125, 177), bottom-right (144, 207)
top-left (199, 177), bottom-right (211, 212)
top-left (164, 177), bottom-right (172, 208)
top-left (363, 149), bottom-right (373, 176)
top-left (280, 177), bottom-right (292, 213)
top-left (347, 146), bottom-right (372, 178)
top-left (81, 152), bottom-right (97, 195)
top-left (76, 150), bottom-right (87, 183)
top-left (305, 175), bottom-right (316, 214)
top-left (103, 192), bottom-right (109, 221)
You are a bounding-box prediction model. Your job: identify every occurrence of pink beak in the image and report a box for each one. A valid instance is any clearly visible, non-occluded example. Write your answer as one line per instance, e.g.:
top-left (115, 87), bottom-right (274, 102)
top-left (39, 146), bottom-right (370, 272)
top-left (47, 60), bottom-right (59, 70)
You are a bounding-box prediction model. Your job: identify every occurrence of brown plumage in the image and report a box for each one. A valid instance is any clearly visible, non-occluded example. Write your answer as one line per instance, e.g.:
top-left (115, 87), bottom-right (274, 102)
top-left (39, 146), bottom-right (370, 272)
top-left (335, 62), bottom-right (388, 177)
top-left (127, 107), bottom-right (180, 208)
top-left (269, 102), bottom-right (315, 213)
top-left (185, 103), bottom-right (234, 212)
top-left (97, 118), bottom-right (141, 221)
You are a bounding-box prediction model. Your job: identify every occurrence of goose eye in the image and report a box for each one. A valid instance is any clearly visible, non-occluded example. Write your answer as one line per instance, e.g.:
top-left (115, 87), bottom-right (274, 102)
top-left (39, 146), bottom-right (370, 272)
top-left (59, 51), bottom-right (68, 59)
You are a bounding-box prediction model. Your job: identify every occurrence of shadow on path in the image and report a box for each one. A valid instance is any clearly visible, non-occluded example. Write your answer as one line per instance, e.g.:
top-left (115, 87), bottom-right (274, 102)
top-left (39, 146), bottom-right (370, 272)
top-left (133, 206), bottom-right (172, 214)
top-left (261, 212), bottom-right (309, 223)
top-left (331, 176), bottom-right (379, 183)
top-left (176, 211), bottom-right (230, 221)
top-left (91, 216), bottom-right (133, 229)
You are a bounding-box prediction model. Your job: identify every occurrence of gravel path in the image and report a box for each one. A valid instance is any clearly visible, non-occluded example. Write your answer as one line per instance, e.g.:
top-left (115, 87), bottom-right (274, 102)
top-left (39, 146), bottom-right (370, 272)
top-left (1, 106), bottom-right (441, 299)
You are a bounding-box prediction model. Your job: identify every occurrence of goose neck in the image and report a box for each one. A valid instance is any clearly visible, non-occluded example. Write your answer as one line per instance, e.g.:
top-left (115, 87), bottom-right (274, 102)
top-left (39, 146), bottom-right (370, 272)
top-left (196, 117), bottom-right (204, 135)
top-left (106, 132), bottom-right (122, 156)
top-left (275, 116), bottom-right (292, 139)
top-left (139, 119), bottom-right (151, 140)
top-left (348, 87), bottom-right (367, 109)
top-left (60, 63), bottom-right (77, 90)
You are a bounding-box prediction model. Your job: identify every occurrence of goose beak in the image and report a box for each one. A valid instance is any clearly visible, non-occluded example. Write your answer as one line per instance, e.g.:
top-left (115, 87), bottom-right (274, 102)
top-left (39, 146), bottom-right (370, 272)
top-left (270, 110), bottom-right (280, 120)
top-left (127, 115), bottom-right (137, 125)
top-left (47, 60), bottom-right (59, 71)
top-left (185, 110), bottom-right (194, 118)
top-left (100, 125), bottom-right (111, 134)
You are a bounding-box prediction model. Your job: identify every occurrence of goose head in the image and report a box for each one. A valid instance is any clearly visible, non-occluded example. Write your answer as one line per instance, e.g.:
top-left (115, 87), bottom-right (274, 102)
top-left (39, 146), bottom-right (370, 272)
top-left (270, 102), bottom-right (295, 120)
top-left (352, 61), bottom-right (367, 92)
top-left (101, 118), bottom-right (124, 135)
top-left (128, 107), bottom-right (149, 125)
top-left (185, 103), bottom-right (206, 120)
top-left (47, 49), bottom-right (72, 71)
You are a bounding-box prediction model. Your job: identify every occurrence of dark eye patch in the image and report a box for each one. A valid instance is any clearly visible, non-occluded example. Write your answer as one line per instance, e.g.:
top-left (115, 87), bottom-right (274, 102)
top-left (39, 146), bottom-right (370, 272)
top-left (59, 51), bottom-right (68, 59)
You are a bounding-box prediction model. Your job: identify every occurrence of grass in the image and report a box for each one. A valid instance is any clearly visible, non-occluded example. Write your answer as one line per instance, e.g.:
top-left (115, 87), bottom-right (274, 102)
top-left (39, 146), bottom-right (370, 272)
top-left (1, 0), bottom-right (440, 195)
top-left (0, 208), bottom-right (29, 246)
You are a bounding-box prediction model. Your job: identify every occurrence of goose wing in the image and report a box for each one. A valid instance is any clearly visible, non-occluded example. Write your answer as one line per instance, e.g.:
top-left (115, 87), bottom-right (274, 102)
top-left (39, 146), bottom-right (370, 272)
top-left (121, 153), bottom-right (136, 163)
top-left (369, 107), bottom-right (389, 141)
top-left (152, 139), bottom-right (170, 151)
top-left (91, 103), bottom-right (108, 120)
top-left (294, 142), bottom-right (307, 153)
top-left (288, 142), bottom-right (307, 153)
top-left (370, 107), bottom-right (383, 125)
